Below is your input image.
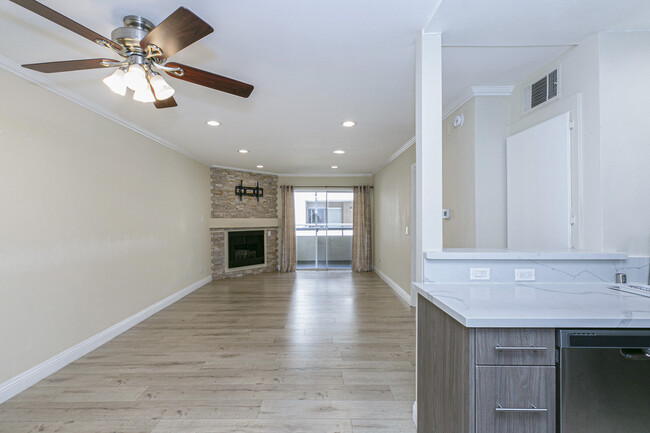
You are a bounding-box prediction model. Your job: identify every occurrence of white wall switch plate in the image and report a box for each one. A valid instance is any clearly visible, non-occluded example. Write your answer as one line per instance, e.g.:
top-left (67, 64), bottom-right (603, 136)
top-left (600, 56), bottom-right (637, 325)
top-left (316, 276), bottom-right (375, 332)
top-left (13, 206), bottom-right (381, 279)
top-left (470, 268), bottom-right (490, 280)
top-left (442, 209), bottom-right (451, 219)
top-left (515, 269), bottom-right (536, 281)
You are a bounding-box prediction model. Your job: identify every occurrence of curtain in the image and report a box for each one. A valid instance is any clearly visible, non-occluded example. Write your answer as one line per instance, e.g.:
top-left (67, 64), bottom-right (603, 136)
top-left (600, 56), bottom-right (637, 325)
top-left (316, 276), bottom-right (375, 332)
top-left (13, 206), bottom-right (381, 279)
top-left (279, 185), bottom-right (296, 272)
top-left (352, 185), bottom-right (372, 272)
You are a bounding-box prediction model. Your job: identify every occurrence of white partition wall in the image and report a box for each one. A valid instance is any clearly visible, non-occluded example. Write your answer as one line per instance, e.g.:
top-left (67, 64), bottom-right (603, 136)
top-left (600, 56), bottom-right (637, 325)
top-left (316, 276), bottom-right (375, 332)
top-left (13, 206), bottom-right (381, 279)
top-left (506, 112), bottom-right (572, 249)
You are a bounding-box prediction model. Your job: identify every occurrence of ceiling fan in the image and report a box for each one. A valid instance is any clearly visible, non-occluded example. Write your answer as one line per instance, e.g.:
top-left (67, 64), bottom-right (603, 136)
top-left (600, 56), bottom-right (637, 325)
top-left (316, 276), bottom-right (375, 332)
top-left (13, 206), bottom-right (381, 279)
top-left (9, 0), bottom-right (254, 108)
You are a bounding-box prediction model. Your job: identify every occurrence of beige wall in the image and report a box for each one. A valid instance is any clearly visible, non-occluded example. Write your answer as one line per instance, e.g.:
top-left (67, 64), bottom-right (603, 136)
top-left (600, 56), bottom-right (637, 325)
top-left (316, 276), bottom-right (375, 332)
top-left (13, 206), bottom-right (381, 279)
top-left (0, 69), bottom-right (212, 383)
top-left (443, 98), bottom-right (476, 247)
top-left (373, 145), bottom-right (415, 296)
top-left (474, 96), bottom-right (509, 248)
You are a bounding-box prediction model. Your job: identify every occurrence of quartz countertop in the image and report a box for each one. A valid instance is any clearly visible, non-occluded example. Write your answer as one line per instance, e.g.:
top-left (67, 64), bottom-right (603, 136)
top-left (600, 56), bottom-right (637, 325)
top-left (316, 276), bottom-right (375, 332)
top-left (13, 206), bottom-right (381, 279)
top-left (423, 248), bottom-right (627, 261)
top-left (415, 282), bottom-right (650, 328)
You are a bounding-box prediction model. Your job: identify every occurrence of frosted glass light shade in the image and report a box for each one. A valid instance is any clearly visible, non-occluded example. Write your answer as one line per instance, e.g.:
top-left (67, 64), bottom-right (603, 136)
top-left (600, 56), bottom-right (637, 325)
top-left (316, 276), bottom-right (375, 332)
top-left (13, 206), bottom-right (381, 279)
top-left (149, 74), bottom-right (175, 100)
top-left (102, 68), bottom-right (127, 96)
top-left (132, 86), bottom-right (156, 103)
top-left (124, 64), bottom-right (148, 92)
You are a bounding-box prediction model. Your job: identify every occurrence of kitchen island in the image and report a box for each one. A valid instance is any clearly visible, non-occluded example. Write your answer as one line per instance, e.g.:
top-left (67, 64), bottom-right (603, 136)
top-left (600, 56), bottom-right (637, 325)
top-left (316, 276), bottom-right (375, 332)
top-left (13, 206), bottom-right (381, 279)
top-left (414, 282), bottom-right (650, 433)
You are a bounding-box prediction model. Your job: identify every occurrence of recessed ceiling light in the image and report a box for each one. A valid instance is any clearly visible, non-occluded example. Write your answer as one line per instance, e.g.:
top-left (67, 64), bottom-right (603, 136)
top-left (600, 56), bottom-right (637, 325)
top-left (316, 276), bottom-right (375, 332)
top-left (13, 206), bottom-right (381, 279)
top-left (331, 165), bottom-right (339, 169)
top-left (342, 120), bottom-right (356, 127)
top-left (333, 150), bottom-right (346, 154)
top-left (256, 165), bottom-right (264, 168)
top-left (206, 120), bottom-right (221, 127)
top-left (238, 149), bottom-right (249, 154)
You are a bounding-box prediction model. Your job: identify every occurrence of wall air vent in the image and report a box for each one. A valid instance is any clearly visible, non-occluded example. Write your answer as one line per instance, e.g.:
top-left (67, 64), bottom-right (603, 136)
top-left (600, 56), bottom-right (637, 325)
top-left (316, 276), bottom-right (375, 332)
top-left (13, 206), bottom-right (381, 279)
top-left (524, 69), bottom-right (559, 112)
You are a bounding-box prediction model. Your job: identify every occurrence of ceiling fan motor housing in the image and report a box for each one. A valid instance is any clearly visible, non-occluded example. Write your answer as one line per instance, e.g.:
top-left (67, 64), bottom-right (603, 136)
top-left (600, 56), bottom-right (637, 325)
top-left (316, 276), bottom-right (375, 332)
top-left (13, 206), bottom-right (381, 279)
top-left (111, 16), bottom-right (155, 53)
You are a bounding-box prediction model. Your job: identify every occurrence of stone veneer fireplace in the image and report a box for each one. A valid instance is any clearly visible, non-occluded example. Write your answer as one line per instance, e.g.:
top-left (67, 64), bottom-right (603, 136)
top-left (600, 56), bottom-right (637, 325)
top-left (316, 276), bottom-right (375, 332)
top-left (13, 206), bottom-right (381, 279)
top-left (210, 168), bottom-right (278, 279)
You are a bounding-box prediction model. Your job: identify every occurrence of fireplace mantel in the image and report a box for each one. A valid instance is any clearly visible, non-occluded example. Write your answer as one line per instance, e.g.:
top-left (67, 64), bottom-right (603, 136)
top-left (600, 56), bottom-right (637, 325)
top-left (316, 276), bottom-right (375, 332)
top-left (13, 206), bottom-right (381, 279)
top-left (209, 218), bottom-right (279, 229)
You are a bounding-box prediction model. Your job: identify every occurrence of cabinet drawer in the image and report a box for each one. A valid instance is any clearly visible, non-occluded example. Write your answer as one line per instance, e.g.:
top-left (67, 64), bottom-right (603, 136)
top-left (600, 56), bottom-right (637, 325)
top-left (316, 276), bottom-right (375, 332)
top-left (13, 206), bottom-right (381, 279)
top-left (476, 328), bottom-right (554, 365)
top-left (476, 366), bottom-right (555, 433)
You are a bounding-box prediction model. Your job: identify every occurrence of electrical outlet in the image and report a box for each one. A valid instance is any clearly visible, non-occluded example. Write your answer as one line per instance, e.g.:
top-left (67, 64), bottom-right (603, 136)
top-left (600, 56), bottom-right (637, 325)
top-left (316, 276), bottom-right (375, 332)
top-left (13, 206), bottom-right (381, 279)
top-left (470, 268), bottom-right (490, 280)
top-left (185, 271), bottom-right (189, 280)
top-left (200, 267), bottom-right (204, 274)
top-left (515, 269), bottom-right (536, 281)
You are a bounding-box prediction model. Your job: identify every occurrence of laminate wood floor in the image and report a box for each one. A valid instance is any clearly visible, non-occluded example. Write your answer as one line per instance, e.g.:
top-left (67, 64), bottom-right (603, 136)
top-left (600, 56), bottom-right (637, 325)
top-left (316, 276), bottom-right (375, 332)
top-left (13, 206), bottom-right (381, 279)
top-left (0, 271), bottom-right (416, 432)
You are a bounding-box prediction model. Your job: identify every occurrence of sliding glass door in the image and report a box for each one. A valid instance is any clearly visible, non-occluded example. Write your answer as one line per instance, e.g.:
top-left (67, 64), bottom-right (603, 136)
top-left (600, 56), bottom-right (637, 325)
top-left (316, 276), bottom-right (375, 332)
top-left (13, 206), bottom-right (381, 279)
top-left (294, 190), bottom-right (353, 269)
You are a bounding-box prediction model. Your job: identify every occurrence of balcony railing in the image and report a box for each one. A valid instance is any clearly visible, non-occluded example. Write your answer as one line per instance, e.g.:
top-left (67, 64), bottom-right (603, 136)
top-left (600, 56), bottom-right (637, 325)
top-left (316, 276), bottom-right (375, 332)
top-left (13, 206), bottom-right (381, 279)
top-left (295, 224), bottom-right (352, 264)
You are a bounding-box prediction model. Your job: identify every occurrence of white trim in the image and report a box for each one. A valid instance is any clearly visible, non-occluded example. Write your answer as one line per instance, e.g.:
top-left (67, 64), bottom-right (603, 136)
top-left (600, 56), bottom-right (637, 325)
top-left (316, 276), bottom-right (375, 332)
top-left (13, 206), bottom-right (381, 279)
top-left (374, 269), bottom-right (413, 307)
top-left (471, 85), bottom-right (515, 96)
top-left (0, 276), bottom-right (212, 404)
top-left (210, 164), bottom-right (278, 176)
top-left (375, 136), bottom-right (416, 174)
top-left (0, 55), bottom-right (206, 166)
top-left (413, 401), bottom-right (417, 426)
top-left (443, 85), bottom-right (514, 119)
top-left (443, 87), bottom-right (475, 120)
top-left (210, 165), bottom-right (374, 177)
top-left (277, 173), bottom-right (374, 178)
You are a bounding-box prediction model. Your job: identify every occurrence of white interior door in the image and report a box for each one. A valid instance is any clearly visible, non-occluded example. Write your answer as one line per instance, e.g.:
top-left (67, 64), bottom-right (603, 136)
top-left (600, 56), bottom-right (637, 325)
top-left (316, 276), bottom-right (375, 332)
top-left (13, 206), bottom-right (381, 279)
top-left (506, 112), bottom-right (572, 249)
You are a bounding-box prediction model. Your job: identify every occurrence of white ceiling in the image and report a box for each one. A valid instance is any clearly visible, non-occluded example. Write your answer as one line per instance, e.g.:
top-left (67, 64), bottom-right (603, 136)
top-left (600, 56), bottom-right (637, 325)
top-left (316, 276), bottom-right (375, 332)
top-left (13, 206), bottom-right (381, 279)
top-left (0, 0), bottom-right (436, 175)
top-left (432, 0), bottom-right (650, 110)
top-left (1, 0), bottom-right (649, 175)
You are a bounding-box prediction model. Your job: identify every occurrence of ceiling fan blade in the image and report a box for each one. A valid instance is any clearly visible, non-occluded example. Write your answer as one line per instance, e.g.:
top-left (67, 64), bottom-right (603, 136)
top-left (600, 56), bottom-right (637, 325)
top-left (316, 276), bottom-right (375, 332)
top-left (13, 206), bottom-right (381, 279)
top-left (139, 7), bottom-right (213, 59)
top-left (164, 62), bottom-right (254, 98)
top-left (22, 58), bottom-right (121, 73)
top-left (153, 96), bottom-right (178, 109)
top-left (9, 0), bottom-right (123, 51)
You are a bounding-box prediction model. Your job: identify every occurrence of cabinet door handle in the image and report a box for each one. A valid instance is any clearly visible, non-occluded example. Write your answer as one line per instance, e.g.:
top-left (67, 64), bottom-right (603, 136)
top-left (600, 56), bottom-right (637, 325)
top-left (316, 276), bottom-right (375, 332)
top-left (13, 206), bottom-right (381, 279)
top-left (495, 404), bottom-right (548, 413)
top-left (494, 345), bottom-right (547, 351)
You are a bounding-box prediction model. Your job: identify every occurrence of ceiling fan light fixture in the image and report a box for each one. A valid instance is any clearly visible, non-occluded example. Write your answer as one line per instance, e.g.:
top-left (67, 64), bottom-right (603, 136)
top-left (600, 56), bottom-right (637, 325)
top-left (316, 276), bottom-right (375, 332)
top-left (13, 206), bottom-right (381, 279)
top-left (133, 86), bottom-right (156, 103)
top-left (149, 74), bottom-right (175, 100)
top-left (102, 68), bottom-right (127, 96)
top-left (124, 64), bottom-right (148, 92)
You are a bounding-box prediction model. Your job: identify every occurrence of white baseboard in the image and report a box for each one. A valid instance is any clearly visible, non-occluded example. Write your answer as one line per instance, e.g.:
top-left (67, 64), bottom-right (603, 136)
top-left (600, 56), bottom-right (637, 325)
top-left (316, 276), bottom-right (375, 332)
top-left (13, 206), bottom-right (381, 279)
top-left (374, 269), bottom-right (413, 307)
top-left (413, 400), bottom-right (417, 426)
top-left (0, 276), bottom-right (212, 404)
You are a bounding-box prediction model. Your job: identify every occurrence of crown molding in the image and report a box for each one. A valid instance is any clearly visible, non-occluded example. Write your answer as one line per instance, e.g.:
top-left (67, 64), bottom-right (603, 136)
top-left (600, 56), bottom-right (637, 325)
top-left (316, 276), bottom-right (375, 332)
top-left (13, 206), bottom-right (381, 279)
top-left (443, 85), bottom-right (514, 119)
top-left (0, 55), bottom-right (207, 166)
top-left (210, 164), bottom-right (373, 178)
top-left (471, 85), bottom-right (515, 96)
top-left (277, 173), bottom-right (374, 178)
top-left (210, 164), bottom-right (279, 176)
top-left (375, 136), bottom-right (416, 175)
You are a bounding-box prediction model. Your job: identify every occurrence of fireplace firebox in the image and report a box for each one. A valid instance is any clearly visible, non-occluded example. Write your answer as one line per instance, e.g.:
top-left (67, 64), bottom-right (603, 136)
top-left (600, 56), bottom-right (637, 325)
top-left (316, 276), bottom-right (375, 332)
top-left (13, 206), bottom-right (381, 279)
top-left (227, 230), bottom-right (265, 269)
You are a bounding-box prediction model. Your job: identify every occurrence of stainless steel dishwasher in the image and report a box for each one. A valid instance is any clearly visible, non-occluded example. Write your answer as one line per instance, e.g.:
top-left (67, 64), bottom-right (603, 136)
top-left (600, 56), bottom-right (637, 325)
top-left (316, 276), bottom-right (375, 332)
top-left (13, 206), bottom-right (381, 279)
top-left (556, 329), bottom-right (650, 433)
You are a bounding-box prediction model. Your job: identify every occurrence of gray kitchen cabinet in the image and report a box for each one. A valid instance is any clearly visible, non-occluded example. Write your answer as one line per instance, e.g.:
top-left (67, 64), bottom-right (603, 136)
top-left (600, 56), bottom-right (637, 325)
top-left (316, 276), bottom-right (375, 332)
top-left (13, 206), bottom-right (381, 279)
top-left (417, 295), bottom-right (556, 433)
